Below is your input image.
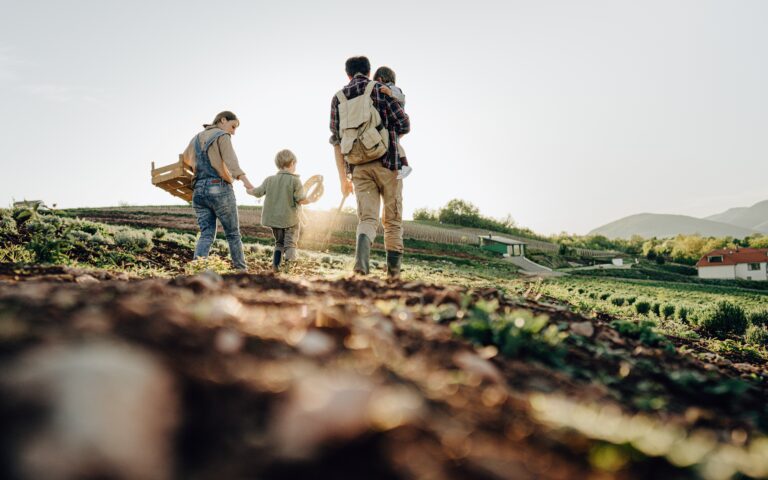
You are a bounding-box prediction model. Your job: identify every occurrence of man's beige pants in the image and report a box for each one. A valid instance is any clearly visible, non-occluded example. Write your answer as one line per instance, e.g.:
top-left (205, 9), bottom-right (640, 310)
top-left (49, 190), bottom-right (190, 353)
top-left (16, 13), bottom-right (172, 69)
top-left (352, 161), bottom-right (403, 253)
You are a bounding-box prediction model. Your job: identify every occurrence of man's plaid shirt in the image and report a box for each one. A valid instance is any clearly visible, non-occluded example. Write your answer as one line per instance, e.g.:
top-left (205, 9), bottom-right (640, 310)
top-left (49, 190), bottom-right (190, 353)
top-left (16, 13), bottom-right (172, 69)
top-left (329, 75), bottom-right (410, 173)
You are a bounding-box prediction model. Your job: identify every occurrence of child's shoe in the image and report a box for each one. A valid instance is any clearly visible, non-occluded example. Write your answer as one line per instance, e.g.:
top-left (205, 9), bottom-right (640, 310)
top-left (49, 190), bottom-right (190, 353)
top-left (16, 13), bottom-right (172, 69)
top-left (397, 165), bottom-right (412, 180)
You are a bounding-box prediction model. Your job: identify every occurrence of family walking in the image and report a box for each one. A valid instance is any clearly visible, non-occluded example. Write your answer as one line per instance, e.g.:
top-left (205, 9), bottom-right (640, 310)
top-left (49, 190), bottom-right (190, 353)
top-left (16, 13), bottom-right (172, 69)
top-left (182, 55), bottom-right (411, 278)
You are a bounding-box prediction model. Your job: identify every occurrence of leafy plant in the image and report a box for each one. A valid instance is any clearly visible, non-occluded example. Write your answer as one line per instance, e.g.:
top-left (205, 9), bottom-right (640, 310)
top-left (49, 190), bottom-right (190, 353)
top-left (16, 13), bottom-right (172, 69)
top-left (698, 301), bottom-right (748, 339)
top-left (0, 210), bottom-right (17, 235)
top-left (635, 301), bottom-right (651, 315)
top-left (114, 229), bottom-right (154, 252)
top-left (0, 244), bottom-right (35, 263)
top-left (611, 319), bottom-right (670, 349)
top-left (748, 310), bottom-right (768, 328)
top-left (661, 304), bottom-right (675, 319)
top-left (27, 229), bottom-right (73, 264)
top-left (745, 325), bottom-right (768, 347)
top-left (610, 297), bottom-right (625, 307)
top-left (452, 300), bottom-right (566, 366)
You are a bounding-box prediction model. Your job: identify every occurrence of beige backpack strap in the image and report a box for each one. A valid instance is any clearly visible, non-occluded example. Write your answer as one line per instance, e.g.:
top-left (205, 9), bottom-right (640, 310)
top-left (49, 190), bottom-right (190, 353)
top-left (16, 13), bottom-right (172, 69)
top-left (335, 90), bottom-right (346, 104)
top-left (363, 80), bottom-right (377, 98)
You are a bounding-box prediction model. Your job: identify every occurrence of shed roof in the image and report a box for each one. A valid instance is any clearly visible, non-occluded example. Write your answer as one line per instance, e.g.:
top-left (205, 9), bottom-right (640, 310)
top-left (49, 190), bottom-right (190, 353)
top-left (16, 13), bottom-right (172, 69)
top-left (479, 235), bottom-right (527, 246)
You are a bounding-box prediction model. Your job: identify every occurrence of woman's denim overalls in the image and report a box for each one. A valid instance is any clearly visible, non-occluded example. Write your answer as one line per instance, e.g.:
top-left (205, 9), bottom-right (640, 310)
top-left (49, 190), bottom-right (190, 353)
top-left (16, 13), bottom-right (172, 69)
top-left (191, 131), bottom-right (247, 270)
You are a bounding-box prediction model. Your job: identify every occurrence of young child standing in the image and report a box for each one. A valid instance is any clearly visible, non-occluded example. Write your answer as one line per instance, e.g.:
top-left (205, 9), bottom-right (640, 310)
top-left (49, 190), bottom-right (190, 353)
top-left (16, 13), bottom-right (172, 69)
top-left (247, 149), bottom-right (312, 272)
top-left (374, 66), bottom-right (412, 180)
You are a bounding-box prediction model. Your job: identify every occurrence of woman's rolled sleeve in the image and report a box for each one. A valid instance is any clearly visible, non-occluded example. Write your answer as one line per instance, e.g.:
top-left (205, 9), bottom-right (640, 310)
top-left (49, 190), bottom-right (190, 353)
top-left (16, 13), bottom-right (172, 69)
top-left (217, 135), bottom-right (246, 179)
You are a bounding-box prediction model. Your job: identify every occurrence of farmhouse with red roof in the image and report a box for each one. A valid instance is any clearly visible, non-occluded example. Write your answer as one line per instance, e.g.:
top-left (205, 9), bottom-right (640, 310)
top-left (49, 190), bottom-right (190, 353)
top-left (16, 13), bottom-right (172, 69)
top-left (696, 247), bottom-right (768, 281)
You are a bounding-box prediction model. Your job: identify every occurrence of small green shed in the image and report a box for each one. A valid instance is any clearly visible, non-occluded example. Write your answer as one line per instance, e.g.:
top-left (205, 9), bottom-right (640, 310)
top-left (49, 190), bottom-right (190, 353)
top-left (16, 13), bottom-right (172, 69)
top-left (478, 235), bottom-right (527, 257)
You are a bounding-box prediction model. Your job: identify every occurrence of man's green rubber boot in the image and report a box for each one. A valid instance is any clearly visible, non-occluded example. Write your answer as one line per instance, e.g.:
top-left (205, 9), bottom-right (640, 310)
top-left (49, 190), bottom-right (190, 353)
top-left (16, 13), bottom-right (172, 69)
top-left (386, 251), bottom-right (402, 280)
top-left (353, 234), bottom-right (371, 275)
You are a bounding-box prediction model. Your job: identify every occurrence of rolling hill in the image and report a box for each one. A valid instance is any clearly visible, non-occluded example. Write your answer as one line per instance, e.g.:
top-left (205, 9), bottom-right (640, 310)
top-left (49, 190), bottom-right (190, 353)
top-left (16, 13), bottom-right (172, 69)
top-left (588, 213), bottom-right (760, 239)
top-left (705, 200), bottom-right (768, 233)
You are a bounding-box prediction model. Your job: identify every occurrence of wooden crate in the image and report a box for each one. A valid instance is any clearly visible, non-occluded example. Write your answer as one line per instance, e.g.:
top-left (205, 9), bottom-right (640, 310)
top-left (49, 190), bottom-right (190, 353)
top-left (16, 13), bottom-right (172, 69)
top-left (152, 155), bottom-right (194, 202)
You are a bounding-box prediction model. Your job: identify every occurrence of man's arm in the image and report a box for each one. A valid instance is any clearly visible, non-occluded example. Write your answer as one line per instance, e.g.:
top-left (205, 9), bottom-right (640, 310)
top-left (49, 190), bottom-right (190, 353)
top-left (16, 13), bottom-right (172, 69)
top-left (330, 95), bottom-right (353, 196)
top-left (334, 144), bottom-right (353, 196)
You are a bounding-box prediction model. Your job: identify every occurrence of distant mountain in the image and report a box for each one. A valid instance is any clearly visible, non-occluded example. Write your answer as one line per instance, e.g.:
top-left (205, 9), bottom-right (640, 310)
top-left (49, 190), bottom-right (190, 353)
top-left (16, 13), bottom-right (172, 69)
top-left (588, 213), bottom-right (760, 240)
top-left (705, 200), bottom-right (768, 233)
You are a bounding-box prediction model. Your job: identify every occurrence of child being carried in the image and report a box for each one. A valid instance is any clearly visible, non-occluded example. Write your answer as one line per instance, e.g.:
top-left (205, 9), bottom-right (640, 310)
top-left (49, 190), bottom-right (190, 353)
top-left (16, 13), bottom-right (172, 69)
top-left (374, 66), bottom-right (412, 180)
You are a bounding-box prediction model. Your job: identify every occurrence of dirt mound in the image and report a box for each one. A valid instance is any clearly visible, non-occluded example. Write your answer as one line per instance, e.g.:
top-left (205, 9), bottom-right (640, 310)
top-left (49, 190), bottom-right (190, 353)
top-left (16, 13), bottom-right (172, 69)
top-left (0, 270), bottom-right (766, 479)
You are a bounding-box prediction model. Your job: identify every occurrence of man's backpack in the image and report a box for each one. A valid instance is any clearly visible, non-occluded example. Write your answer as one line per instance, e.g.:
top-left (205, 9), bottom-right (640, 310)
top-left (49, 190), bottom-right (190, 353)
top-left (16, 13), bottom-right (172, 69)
top-left (336, 81), bottom-right (389, 165)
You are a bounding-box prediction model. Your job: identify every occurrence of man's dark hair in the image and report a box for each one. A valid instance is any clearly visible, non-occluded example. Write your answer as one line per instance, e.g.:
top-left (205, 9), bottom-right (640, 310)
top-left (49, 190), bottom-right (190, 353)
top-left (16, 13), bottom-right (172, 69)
top-left (345, 56), bottom-right (371, 77)
top-left (374, 66), bottom-right (396, 84)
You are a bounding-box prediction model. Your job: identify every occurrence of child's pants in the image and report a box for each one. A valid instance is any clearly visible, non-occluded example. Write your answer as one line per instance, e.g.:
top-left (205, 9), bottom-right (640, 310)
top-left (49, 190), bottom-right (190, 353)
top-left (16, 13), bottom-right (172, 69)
top-left (271, 225), bottom-right (300, 260)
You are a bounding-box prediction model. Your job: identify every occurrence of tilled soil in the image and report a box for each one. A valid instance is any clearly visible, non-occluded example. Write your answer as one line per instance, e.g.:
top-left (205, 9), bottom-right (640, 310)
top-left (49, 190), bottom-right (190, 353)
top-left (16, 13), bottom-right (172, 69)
top-left (0, 267), bottom-right (765, 479)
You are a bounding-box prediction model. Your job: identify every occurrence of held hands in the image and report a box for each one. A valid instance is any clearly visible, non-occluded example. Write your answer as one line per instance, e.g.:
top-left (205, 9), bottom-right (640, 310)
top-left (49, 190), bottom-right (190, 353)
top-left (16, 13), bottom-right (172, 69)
top-left (240, 175), bottom-right (255, 191)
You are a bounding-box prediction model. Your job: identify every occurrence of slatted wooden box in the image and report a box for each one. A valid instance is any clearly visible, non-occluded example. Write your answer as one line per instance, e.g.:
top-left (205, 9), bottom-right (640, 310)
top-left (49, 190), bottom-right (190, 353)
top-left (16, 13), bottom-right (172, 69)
top-left (151, 155), bottom-right (194, 202)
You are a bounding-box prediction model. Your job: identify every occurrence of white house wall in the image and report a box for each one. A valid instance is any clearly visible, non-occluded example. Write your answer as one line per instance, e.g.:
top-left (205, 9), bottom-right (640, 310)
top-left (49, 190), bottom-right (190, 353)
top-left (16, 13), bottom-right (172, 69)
top-left (698, 265), bottom-right (736, 280)
top-left (734, 262), bottom-right (768, 281)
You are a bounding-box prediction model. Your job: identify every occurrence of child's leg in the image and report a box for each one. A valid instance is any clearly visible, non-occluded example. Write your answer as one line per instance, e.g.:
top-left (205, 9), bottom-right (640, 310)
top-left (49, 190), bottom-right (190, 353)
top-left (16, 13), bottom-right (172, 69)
top-left (396, 142), bottom-right (412, 179)
top-left (283, 225), bottom-right (300, 261)
top-left (271, 227), bottom-right (286, 271)
top-left (397, 143), bottom-right (408, 167)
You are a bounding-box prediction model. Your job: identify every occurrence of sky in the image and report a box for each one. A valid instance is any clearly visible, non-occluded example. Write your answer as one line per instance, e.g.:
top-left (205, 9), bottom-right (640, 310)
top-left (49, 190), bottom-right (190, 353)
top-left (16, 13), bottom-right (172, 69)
top-left (1, 0), bottom-right (766, 235)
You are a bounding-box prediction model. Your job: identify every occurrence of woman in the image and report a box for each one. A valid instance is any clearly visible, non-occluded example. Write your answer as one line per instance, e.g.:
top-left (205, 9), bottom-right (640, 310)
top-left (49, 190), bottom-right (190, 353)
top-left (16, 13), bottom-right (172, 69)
top-left (181, 111), bottom-right (254, 271)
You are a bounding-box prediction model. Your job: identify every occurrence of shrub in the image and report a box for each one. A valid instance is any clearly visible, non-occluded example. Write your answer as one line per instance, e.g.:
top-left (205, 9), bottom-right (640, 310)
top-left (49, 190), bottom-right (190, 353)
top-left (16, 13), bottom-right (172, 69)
top-left (577, 288), bottom-right (585, 294)
top-left (0, 244), bottom-right (35, 263)
top-left (114, 229), bottom-right (154, 252)
top-left (68, 218), bottom-right (106, 235)
top-left (651, 303), bottom-right (661, 316)
top-left (626, 296), bottom-right (637, 305)
top-left (677, 306), bottom-right (689, 323)
top-left (588, 292), bottom-right (597, 299)
top-left (0, 211), bottom-right (17, 235)
top-left (413, 208), bottom-right (438, 222)
top-left (165, 232), bottom-right (195, 248)
top-left (68, 230), bottom-right (93, 243)
top-left (27, 233), bottom-right (71, 264)
top-left (91, 233), bottom-right (113, 245)
top-left (635, 301), bottom-right (651, 315)
top-left (748, 310), bottom-right (768, 328)
top-left (599, 293), bottom-right (611, 301)
top-left (610, 297), bottom-right (625, 307)
top-left (152, 228), bottom-right (168, 240)
top-left (698, 301), bottom-right (748, 339)
top-left (611, 319), bottom-right (670, 349)
top-left (745, 325), bottom-right (768, 347)
top-left (662, 304), bottom-right (675, 319)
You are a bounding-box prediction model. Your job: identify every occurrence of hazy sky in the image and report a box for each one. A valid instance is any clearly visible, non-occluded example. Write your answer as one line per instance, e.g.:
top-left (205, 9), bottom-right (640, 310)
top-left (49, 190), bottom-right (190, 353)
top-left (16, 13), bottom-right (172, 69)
top-left (1, 0), bottom-right (766, 235)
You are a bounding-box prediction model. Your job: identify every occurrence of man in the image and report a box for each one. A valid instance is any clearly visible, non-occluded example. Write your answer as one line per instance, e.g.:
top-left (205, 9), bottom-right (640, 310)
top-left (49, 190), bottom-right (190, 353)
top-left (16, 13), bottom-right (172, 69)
top-left (329, 56), bottom-right (410, 278)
